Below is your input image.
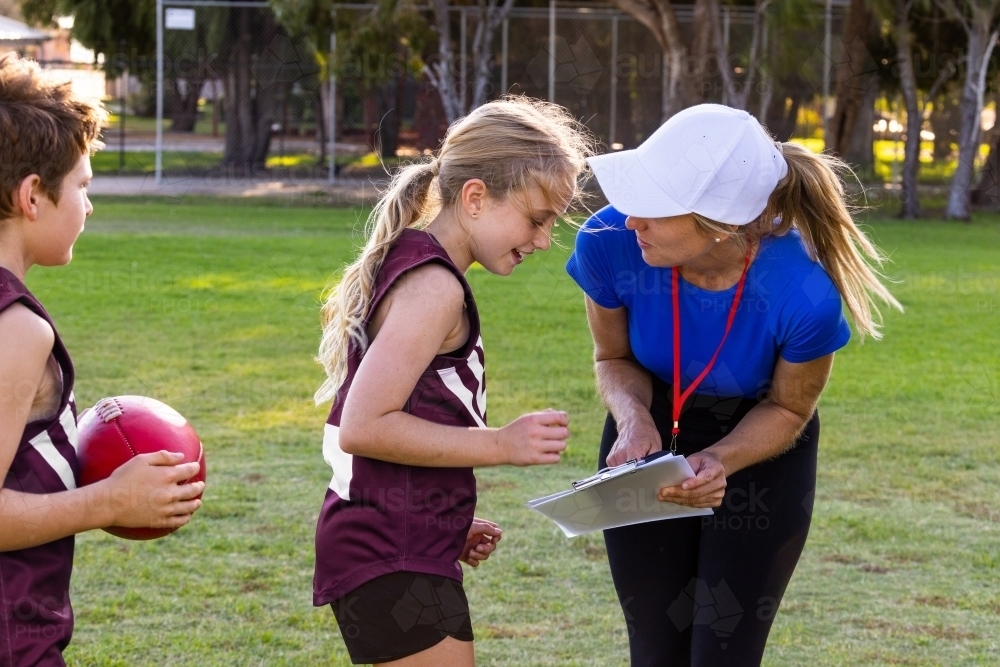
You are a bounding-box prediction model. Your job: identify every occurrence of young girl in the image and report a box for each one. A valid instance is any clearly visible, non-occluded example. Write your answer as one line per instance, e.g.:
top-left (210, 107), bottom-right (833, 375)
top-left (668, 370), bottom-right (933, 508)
top-left (312, 97), bottom-right (592, 666)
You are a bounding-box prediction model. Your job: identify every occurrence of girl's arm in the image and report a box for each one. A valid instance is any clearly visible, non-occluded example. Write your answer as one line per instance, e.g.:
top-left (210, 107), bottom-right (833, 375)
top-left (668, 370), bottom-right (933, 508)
top-left (0, 304), bottom-right (204, 552)
top-left (658, 354), bottom-right (833, 508)
top-left (585, 296), bottom-right (663, 467)
top-left (339, 264), bottom-right (569, 467)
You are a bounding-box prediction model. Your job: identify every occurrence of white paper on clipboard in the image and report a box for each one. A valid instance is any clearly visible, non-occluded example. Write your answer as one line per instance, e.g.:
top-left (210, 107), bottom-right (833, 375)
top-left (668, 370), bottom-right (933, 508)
top-left (526, 453), bottom-right (713, 538)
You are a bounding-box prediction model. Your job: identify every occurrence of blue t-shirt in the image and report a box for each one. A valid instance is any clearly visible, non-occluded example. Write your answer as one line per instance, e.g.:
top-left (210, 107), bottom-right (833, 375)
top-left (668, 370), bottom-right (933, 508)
top-left (566, 206), bottom-right (851, 399)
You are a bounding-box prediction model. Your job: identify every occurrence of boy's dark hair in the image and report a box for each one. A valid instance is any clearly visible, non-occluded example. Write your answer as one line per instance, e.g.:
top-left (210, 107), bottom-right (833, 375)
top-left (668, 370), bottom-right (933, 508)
top-left (0, 53), bottom-right (106, 219)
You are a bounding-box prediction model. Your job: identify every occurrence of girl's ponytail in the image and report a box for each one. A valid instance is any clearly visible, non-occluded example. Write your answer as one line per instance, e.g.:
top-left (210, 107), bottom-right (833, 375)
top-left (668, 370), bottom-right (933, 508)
top-left (314, 160), bottom-right (437, 404)
top-left (761, 142), bottom-right (903, 340)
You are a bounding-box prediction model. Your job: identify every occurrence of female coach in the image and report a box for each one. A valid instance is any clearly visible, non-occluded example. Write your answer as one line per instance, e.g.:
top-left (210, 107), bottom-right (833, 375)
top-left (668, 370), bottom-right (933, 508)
top-left (566, 104), bottom-right (902, 666)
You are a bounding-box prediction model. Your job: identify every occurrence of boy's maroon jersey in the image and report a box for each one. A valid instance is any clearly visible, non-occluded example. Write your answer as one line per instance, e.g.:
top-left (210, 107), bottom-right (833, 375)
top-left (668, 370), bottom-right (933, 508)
top-left (0, 268), bottom-right (79, 667)
top-left (313, 229), bottom-right (486, 605)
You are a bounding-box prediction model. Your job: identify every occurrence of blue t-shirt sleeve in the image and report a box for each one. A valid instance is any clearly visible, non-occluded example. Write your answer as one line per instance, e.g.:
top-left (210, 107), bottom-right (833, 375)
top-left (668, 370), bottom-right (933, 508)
top-left (777, 264), bottom-right (852, 363)
top-left (565, 208), bottom-right (626, 309)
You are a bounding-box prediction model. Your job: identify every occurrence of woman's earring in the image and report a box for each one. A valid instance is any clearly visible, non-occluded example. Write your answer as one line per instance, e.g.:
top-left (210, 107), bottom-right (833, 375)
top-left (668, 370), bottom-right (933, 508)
top-left (715, 237), bottom-right (721, 243)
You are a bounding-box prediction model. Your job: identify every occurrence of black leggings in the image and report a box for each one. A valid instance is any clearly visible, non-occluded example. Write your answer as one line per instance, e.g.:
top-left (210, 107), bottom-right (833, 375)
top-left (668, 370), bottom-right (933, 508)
top-left (600, 377), bottom-right (818, 667)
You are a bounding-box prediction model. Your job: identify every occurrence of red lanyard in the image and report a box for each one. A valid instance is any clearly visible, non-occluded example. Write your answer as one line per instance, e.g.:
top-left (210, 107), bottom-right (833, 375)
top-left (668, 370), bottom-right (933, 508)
top-left (670, 248), bottom-right (752, 453)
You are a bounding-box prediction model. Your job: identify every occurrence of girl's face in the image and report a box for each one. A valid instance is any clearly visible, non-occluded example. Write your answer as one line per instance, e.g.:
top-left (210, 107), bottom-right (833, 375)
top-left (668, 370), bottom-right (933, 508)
top-left (469, 183), bottom-right (567, 276)
top-left (625, 213), bottom-right (718, 268)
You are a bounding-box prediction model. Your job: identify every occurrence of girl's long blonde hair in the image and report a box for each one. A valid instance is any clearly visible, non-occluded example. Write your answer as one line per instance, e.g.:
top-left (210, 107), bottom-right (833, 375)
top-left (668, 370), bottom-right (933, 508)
top-left (315, 96), bottom-right (593, 405)
top-left (693, 141), bottom-right (903, 340)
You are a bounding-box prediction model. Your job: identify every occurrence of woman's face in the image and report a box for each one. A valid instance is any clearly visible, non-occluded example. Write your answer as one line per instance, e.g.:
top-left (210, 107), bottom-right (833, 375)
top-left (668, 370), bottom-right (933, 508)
top-left (625, 213), bottom-right (719, 268)
top-left (469, 183), bottom-right (567, 276)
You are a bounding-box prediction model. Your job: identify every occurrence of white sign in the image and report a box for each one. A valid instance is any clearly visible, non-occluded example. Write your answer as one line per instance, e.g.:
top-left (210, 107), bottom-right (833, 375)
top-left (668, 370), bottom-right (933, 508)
top-left (165, 8), bottom-right (195, 30)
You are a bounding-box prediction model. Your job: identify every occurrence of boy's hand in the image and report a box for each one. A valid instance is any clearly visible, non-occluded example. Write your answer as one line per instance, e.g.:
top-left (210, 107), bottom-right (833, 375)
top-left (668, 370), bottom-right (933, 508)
top-left (460, 517), bottom-right (502, 567)
top-left (101, 451), bottom-right (204, 530)
top-left (497, 409), bottom-right (569, 466)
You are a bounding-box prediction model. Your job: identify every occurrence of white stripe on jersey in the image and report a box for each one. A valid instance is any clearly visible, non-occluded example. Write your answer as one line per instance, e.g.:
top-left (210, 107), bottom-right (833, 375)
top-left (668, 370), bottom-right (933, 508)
top-left (437, 367), bottom-right (487, 428)
top-left (28, 430), bottom-right (77, 491)
top-left (323, 424), bottom-right (353, 500)
top-left (59, 404), bottom-right (79, 453)
top-left (466, 337), bottom-right (487, 420)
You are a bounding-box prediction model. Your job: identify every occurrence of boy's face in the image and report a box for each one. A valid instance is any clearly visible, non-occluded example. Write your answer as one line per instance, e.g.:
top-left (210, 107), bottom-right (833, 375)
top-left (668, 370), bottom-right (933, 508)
top-left (30, 153), bottom-right (93, 266)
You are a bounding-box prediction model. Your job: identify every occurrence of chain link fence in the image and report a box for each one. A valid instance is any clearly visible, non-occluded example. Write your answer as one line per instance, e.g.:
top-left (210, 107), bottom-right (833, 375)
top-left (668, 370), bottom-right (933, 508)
top-left (140, 0), bottom-right (849, 182)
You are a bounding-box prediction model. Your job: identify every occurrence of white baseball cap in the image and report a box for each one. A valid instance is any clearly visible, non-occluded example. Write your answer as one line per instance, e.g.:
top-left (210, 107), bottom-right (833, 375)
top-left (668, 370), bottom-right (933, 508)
top-left (587, 104), bottom-right (788, 225)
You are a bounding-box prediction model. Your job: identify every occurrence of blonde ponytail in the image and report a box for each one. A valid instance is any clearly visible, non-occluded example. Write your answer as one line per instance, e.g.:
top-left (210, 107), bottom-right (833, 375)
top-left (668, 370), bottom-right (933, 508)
top-left (694, 142), bottom-right (902, 341)
top-left (763, 143), bottom-right (902, 340)
top-left (314, 161), bottom-right (437, 405)
top-left (315, 96), bottom-right (593, 405)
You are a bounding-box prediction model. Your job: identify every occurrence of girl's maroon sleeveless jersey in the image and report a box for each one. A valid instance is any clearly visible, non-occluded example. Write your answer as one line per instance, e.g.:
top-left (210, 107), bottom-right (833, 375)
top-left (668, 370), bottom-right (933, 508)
top-left (313, 229), bottom-right (487, 605)
top-left (0, 268), bottom-right (79, 667)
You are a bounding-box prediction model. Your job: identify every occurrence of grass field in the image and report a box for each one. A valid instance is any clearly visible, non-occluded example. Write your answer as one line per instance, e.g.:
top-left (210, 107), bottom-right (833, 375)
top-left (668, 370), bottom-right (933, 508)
top-left (20, 197), bottom-right (1000, 666)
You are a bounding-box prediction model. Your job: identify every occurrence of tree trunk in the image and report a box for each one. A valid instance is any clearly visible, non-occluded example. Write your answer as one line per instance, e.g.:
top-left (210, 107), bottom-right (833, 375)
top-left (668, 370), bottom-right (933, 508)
top-left (415, 78), bottom-right (449, 150)
top-left (710, 0), bottom-right (769, 110)
top-left (316, 84), bottom-right (327, 166)
top-left (373, 47), bottom-right (408, 159)
top-left (897, 0), bottom-right (922, 218)
top-left (471, 0), bottom-right (515, 110)
top-left (969, 84), bottom-right (1000, 205)
top-left (222, 10), bottom-right (253, 169)
top-left (425, 0), bottom-right (463, 123)
top-left (945, 21), bottom-right (999, 220)
top-left (844, 74), bottom-right (877, 171)
top-left (829, 0), bottom-right (876, 156)
top-left (763, 95), bottom-right (799, 142)
top-left (170, 78), bottom-right (202, 132)
top-left (612, 0), bottom-right (715, 121)
top-left (221, 7), bottom-right (281, 173)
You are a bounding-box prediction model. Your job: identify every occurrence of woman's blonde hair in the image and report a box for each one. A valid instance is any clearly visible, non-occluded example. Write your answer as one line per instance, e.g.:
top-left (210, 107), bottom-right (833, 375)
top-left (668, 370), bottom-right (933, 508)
top-left (315, 96), bottom-right (593, 405)
top-left (692, 141), bottom-right (902, 340)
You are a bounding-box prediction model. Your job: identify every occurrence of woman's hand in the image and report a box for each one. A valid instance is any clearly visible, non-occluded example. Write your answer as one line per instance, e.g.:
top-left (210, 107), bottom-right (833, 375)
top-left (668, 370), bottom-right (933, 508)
top-left (606, 412), bottom-right (662, 467)
top-left (460, 517), bottom-right (502, 567)
top-left (658, 450), bottom-right (727, 508)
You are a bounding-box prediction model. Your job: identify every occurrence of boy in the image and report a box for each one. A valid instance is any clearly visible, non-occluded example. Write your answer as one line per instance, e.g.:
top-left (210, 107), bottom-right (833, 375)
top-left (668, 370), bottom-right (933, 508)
top-left (0, 53), bottom-right (205, 666)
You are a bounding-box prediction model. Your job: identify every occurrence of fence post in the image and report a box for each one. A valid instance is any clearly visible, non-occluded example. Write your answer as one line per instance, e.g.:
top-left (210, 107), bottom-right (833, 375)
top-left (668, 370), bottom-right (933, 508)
top-left (328, 29), bottom-right (337, 186)
top-left (460, 8), bottom-right (467, 112)
top-left (548, 0), bottom-right (556, 102)
top-left (723, 6), bottom-right (730, 105)
top-left (155, 0), bottom-right (163, 185)
top-left (609, 13), bottom-right (618, 147)
top-left (501, 17), bottom-right (509, 95)
top-left (662, 53), bottom-right (669, 118)
top-left (823, 0), bottom-right (832, 150)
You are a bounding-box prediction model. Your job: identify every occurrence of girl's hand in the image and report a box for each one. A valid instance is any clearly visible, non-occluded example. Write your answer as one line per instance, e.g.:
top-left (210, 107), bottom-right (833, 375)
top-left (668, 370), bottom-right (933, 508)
top-left (606, 411), bottom-right (661, 467)
top-left (102, 451), bottom-right (205, 529)
top-left (657, 450), bottom-right (727, 508)
top-left (460, 518), bottom-right (502, 567)
top-left (497, 409), bottom-right (569, 466)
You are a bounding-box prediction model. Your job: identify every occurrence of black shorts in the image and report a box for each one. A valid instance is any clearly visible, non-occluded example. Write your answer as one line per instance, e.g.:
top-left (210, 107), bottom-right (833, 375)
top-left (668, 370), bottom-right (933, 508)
top-left (330, 571), bottom-right (474, 664)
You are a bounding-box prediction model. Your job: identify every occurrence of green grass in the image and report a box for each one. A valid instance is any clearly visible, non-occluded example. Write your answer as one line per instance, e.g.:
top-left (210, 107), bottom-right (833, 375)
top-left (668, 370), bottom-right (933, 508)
top-left (90, 151), bottom-right (358, 175)
top-left (20, 198), bottom-right (1000, 666)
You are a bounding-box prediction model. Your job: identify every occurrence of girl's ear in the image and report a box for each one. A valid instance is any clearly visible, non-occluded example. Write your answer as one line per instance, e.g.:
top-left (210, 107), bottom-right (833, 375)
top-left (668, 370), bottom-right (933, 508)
top-left (460, 179), bottom-right (488, 219)
top-left (15, 175), bottom-right (43, 222)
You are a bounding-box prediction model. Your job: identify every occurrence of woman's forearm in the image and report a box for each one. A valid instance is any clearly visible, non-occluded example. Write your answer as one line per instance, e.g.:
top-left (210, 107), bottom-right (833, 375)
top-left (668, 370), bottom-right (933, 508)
top-left (705, 399), bottom-right (811, 475)
top-left (594, 358), bottom-right (654, 427)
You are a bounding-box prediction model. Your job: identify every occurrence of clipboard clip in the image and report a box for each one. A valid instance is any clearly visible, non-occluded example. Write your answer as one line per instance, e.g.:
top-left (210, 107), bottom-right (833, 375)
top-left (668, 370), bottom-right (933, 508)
top-left (572, 458), bottom-right (639, 491)
top-left (571, 451), bottom-right (676, 492)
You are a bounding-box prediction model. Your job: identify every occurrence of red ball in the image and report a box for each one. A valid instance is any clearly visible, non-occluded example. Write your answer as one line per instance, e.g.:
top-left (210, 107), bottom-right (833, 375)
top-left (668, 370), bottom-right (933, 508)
top-left (77, 396), bottom-right (206, 540)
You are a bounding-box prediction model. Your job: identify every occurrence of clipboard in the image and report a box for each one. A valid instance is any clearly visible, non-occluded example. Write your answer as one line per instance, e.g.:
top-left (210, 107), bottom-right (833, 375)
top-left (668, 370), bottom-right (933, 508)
top-left (526, 451), bottom-right (713, 538)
